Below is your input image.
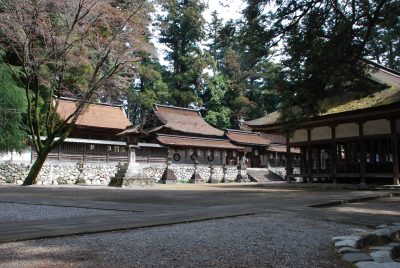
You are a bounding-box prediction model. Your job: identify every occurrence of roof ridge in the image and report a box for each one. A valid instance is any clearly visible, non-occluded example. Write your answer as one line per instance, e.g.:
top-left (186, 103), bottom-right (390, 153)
top-left (364, 59), bottom-right (400, 77)
top-left (157, 133), bottom-right (229, 141)
top-left (154, 104), bottom-right (200, 112)
top-left (226, 129), bottom-right (261, 135)
top-left (58, 97), bottom-right (125, 108)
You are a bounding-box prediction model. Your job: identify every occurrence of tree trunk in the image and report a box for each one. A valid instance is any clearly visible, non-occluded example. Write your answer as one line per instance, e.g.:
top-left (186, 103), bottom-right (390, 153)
top-left (23, 149), bottom-right (50, 186)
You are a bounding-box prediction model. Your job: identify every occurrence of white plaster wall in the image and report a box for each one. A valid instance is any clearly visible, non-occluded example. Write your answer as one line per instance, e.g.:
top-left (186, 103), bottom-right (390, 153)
top-left (311, 126), bottom-right (332, 141)
top-left (336, 123), bottom-right (359, 138)
top-left (0, 149), bottom-right (32, 163)
top-left (289, 129), bottom-right (308, 143)
top-left (363, 119), bottom-right (390, 136)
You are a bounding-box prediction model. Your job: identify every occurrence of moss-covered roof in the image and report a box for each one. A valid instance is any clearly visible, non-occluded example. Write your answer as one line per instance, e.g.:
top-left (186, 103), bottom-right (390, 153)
top-left (245, 63), bottom-right (400, 127)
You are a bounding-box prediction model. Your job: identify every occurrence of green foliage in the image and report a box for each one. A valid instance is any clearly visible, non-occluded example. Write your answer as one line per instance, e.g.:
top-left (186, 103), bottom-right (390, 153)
top-left (129, 53), bottom-right (171, 125)
top-left (0, 52), bottom-right (27, 152)
top-left (158, 0), bottom-right (207, 107)
top-left (240, 0), bottom-right (400, 123)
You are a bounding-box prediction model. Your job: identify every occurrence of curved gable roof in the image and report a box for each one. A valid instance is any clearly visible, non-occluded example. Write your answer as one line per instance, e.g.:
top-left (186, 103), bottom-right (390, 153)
top-left (56, 99), bottom-right (131, 130)
top-left (153, 104), bottom-right (224, 136)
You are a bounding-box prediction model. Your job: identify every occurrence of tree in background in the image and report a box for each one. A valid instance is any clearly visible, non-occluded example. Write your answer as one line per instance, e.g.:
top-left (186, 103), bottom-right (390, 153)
top-left (129, 52), bottom-right (171, 126)
top-left (0, 50), bottom-right (27, 152)
top-left (240, 0), bottom-right (400, 123)
top-left (0, 0), bottom-right (152, 185)
top-left (157, 0), bottom-right (207, 107)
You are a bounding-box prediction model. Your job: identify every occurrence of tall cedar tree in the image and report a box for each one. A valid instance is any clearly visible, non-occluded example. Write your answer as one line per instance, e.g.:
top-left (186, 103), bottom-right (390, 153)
top-left (158, 0), bottom-right (207, 107)
top-left (0, 0), bottom-right (152, 185)
top-left (240, 0), bottom-right (400, 124)
top-left (0, 50), bottom-right (27, 152)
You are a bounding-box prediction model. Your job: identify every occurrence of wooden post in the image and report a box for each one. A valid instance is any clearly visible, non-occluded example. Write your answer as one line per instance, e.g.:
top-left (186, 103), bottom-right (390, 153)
top-left (83, 144), bottom-right (87, 162)
top-left (106, 146), bottom-right (110, 163)
top-left (286, 135), bottom-right (293, 183)
top-left (307, 128), bottom-right (313, 182)
top-left (58, 144), bottom-right (61, 161)
top-left (391, 119), bottom-right (399, 185)
top-left (359, 122), bottom-right (366, 184)
top-left (331, 126), bottom-right (337, 183)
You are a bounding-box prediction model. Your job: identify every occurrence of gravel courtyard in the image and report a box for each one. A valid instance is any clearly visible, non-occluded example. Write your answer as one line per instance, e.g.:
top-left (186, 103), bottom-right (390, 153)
top-left (0, 213), bottom-right (361, 268)
top-left (0, 184), bottom-right (398, 267)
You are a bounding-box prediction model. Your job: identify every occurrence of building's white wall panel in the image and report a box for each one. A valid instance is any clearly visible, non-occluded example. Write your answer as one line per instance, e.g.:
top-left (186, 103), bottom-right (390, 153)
top-left (311, 126), bottom-right (332, 141)
top-left (363, 119), bottom-right (390, 136)
top-left (289, 129), bottom-right (308, 143)
top-left (336, 123), bottom-right (359, 138)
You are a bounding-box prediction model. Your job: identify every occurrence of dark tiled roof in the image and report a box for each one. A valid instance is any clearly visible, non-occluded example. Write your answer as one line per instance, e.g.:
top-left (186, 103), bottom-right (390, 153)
top-left (153, 105), bottom-right (224, 136)
top-left (156, 134), bottom-right (243, 150)
top-left (57, 99), bottom-right (131, 130)
top-left (225, 129), bottom-right (268, 146)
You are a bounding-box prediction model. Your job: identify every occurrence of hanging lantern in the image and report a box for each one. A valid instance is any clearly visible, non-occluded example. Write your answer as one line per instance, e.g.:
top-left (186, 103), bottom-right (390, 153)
top-left (189, 148), bottom-right (194, 155)
top-left (215, 150), bottom-right (219, 157)
top-left (232, 151), bottom-right (237, 157)
top-left (197, 149), bottom-right (202, 156)
top-left (207, 149), bottom-right (211, 156)
top-left (269, 153), bottom-right (274, 159)
top-left (254, 149), bottom-right (259, 156)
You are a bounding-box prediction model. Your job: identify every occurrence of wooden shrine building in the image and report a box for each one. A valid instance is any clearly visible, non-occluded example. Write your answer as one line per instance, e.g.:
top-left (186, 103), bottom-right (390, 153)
top-left (142, 105), bottom-right (243, 165)
top-left (245, 63), bottom-right (400, 185)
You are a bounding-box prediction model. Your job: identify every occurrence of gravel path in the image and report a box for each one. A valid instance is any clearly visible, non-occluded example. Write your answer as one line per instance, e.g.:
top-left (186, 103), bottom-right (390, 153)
top-left (0, 203), bottom-right (130, 222)
top-left (0, 213), bottom-right (369, 268)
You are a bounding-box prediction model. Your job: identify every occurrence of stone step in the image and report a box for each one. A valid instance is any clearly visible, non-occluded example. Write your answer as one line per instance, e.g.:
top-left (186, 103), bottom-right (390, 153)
top-left (247, 168), bottom-right (284, 182)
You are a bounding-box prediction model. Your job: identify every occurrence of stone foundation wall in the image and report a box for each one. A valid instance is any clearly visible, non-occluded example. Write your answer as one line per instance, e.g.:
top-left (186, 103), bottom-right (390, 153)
top-left (142, 164), bottom-right (239, 183)
top-left (0, 162), bottom-right (117, 185)
top-left (1, 162), bottom-right (241, 185)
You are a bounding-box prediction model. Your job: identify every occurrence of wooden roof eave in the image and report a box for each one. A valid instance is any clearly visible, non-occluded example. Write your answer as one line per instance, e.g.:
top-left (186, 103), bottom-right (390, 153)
top-left (251, 102), bottom-right (400, 131)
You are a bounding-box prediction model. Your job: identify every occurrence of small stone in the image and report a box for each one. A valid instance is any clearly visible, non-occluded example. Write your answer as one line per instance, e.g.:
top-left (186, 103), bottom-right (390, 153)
top-left (335, 239), bottom-right (359, 248)
top-left (371, 251), bottom-right (394, 263)
top-left (52, 180), bottom-right (58, 185)
top-left (342, 253), bottom-right (373, 263)
top-left (374, 229), bottom-right (392, 237)
top-left (370, 246), bottom-right (394, 251)
top-left (377, 224), bottom-right (389, 229)
top-left (332, 235), bottom-right (360, 242)
top-left (16, 180), bottom-right (23, 185)
top-left (356, 262), bottom-right (400, 268)
top-left (388, 243), bottom-right (400, 247)
top-left (338, 247), bottom-right (361, 254)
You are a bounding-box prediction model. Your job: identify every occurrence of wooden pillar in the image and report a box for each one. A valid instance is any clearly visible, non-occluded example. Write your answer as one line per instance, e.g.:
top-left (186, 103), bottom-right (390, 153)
top-left (58, 144), bottom-right (61, 161)
top-left (331, 126), bottom-right (337, 183)
top-left (286, 135), bottom-right (293, 183)
top-left (307, 128), bottom-right (313, 182)
top-left (359, 122), bottom-right (366, 184)
top-left (391, 119), bottom-right (399, 185)
top-left (83, 144), bottom-right (87, 162)
top-left (106, 146), bottom-right (110, 163)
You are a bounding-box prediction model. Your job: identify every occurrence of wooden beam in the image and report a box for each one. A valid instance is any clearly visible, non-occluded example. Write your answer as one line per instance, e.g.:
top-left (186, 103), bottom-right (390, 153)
top-left (391, 118), bottom-right (399, 185)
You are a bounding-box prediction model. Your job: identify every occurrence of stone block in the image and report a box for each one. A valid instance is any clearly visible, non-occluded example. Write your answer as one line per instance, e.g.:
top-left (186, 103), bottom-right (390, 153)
top-left (342, 253), bottom-right (373, 263)
top-left (370, 251), bottom-right (393, 263)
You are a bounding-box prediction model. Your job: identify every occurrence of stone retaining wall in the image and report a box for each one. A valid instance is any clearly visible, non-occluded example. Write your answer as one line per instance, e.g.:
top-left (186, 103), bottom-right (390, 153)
top-left (0, 162), bottom-right (118, 185)
top-left (0, 162), bottom-right (241, 185)
top-left (142, 164), bottom-right (238, 183)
